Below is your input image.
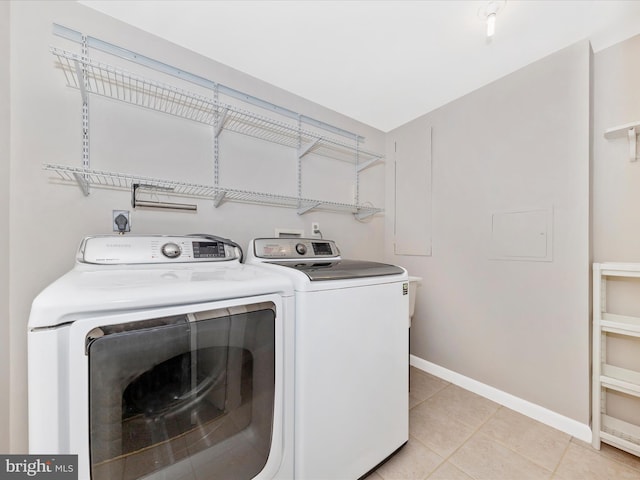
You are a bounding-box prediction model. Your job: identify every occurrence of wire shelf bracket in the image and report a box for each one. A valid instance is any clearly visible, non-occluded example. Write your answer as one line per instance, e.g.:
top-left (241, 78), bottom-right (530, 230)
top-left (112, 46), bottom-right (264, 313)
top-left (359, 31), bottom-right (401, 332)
top-left (48, 24), bottom-right (385, 219)
top-left (44, 164), bottom-right (384, 218)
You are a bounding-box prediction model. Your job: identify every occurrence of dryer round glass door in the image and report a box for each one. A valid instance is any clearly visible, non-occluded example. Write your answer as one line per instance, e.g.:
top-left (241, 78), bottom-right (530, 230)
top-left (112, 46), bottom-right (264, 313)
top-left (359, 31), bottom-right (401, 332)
top-left (87, 302), bottom-right (275, 480)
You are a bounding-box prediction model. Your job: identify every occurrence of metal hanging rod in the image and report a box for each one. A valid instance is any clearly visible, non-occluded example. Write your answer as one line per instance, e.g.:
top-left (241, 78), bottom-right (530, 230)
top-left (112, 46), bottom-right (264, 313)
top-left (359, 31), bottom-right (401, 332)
top-left (132, 183), bottom-right (197, 211)
top-left (52, 23), bottom-right (365, 143)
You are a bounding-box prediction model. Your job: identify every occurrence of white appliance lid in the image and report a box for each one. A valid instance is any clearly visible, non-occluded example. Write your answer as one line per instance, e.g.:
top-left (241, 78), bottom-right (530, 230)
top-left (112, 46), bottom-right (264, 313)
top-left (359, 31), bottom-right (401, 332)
top-left (265, 259), bottom-right (405, 281)
top-left (29, 235), bottom-right (294, 330)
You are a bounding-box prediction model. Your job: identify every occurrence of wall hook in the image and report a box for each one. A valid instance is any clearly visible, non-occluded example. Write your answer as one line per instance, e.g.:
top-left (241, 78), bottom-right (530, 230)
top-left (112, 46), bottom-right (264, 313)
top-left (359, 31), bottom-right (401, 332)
top-left (604, 121), bottom-right (640, 162)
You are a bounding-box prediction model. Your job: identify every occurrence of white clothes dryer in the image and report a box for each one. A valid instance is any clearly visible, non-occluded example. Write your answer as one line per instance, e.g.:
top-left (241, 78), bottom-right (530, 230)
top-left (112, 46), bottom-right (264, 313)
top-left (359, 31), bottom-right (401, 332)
top-left (246, 238), bottom-right (409, 480)
top-left (28, 235), bottom-right (294, 480)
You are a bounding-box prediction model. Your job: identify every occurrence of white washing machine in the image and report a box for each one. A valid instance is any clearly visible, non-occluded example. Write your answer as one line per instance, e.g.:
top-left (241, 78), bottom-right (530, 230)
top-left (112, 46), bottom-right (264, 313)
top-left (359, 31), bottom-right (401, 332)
top-left (246, 238), bottom-right (409, 479)
top-left (28, 235), bottom-right (294, 480)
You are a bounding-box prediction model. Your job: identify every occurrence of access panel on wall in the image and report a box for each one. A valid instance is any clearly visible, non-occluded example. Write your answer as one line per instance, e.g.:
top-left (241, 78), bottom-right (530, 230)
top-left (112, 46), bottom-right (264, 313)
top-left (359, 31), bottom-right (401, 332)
top-left (394, 123), bottom-right (432, 256)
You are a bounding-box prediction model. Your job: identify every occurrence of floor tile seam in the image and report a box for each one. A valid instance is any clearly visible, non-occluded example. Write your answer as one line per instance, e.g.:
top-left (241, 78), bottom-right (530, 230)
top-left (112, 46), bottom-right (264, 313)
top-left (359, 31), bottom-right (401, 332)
top-left (450, 430), bottom-right (558, 480)
top-left (459, 406), bottom-right (577, 479)
top-left (409, 391), bottom-right (441, 410)
top-left (408, 382), bottom-right (451, 411)
top-left (603, 450), bottom-right (640, 473)
top-left (423, 381), bottom-right (451, 401)
top-left (429, 404), bottom-right (505, 480)
top-left (473, 415), bottom-right (571, 475)
top-left (410, 370), bottom-right (450, 391)
top-left (416, 381), bottom-right (498, 425)
top-left (406, 433), bottom-right (448, 480)
top-left (409, 398), bottom-right (427, 411)
top-left (574, 439), bottom-right (640, 474)
top-left (442, 390), bottom-right (502, 432)
top-left (422, 461), bottom-right (460, 480)
top-left (547, 438), bottom-right (572, 479)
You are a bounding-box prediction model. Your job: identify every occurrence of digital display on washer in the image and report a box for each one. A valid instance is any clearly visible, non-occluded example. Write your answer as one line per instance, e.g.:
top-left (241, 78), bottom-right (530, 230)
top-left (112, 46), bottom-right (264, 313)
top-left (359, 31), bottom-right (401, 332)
top-left (312, 242), bottom-right (333, 255)
top-left (192, 241), bottom-right (226, 258)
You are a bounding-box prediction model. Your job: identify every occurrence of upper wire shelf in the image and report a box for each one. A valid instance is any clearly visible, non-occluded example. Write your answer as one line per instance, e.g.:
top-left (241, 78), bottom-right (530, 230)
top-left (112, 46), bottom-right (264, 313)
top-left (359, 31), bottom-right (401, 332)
top-left (44, 163), bottom-right (383, 219)
top-left (51, 47), bottom-right (383, 166)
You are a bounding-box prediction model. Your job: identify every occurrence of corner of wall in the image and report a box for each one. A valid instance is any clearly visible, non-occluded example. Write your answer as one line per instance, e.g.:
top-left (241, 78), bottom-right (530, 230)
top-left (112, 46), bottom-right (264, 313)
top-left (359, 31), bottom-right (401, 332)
top-left (0, 0), bottom-right (11, 454)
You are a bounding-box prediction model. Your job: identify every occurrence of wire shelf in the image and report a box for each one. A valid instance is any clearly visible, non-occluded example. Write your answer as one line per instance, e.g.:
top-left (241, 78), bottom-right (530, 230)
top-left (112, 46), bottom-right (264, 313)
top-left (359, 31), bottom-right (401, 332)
top-left (43, 164), bottom-right (383, 218)
top-left (51, 47), bottom-right (383, 165)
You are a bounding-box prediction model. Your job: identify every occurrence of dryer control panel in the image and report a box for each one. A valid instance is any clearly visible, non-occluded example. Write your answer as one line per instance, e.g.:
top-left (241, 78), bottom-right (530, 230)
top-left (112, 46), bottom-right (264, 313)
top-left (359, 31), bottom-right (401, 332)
top-left (78, 235), bottom-right (238, 265)
top-left (252, 238), bottom-right (340, 260)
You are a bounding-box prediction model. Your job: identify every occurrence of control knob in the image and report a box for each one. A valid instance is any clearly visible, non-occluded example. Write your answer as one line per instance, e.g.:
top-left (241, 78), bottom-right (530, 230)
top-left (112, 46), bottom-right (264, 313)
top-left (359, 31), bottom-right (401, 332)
top-left (295, 243), bottom-right (307, 255)
top-left (161, 242), bottom-right (181, 259)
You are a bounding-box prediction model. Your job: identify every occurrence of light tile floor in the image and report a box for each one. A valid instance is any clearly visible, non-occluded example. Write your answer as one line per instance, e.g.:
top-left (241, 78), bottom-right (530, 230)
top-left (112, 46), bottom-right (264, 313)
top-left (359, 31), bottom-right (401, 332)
top-left (366, 367), bottom-right (640, 480)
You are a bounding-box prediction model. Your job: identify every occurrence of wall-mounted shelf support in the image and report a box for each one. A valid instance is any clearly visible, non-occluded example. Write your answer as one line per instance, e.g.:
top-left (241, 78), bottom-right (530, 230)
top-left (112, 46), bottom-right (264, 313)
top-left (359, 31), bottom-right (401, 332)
top-left (297, 203), bottom-right (320, 215)
top-left (52, 23), bottom-right (365, 142)
top-left (357, 157), bottom-right (382, 173)
top-left (73, 172), bottom-right (90, 196)
top-left (298, 138), bottom-right (321, 159)
top-left (604, 121), bottom-right (640, 162)
top-left (48, 24), bottom-right (385, 219)
top-left (44, 164), bottom-right (383, 218)
top-left (73, 60), bottom-right (88, 103)
top-left (355, 209), bottom-right (377, 221)
top-left (213, 191), bottom-right (226, 208)
top-left (214, 108), bottom-right (229, 138)
top-left (79, 34), bottom-right (90, 193)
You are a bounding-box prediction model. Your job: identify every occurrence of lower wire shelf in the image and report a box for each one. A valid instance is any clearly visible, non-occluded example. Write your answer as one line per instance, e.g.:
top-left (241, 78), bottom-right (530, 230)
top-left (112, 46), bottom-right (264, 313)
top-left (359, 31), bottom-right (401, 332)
top-left (43, 163), bottom-right (383, 219)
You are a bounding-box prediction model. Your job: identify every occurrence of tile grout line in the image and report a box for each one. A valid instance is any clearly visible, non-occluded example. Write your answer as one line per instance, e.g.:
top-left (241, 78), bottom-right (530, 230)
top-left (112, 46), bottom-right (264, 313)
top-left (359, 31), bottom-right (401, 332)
top-left (408, 382), bottom-right (454, 480)
top-left (410, 374), bottom-right (563, 479)
top-left (409, 369), bottom-right (640, 479)
top-left (390, 374), bottom-right (451, 480)
top-left (417, 374), bottom-right (568, 478)
top-left (468, 412), bottom-right (574, 476)
top-left (408, 373), bottom-right (450, 411)
top-left (467, 409), bottom-right (569, 477)
top-left (549, 439), bottom-right (572, 479)
top-left (421, 394), bottom-right (505, 480)
top-left (572, 440), bottom-right (640, 475)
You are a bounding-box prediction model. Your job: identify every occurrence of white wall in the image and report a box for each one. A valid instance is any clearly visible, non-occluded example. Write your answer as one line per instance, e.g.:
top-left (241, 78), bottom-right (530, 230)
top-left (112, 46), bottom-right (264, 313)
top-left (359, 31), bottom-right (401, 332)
top-left (8, 1), bottom-right (386, 452)
top-left (386, 41), bottom-right (592, 426)
top-left (0, 0), bottom-right (11, 453)
top-left (13, 0), bottom-right (639, 455)
top-left (593, 35), bottom-right (640, 261)
top-left (592, 35), bottom-right (640, 424)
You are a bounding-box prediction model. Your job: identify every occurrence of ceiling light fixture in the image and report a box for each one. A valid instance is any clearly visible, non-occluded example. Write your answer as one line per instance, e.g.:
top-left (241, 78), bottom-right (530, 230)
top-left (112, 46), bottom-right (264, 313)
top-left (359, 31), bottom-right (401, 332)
top-left (478, 1), bottom-right (506, 39)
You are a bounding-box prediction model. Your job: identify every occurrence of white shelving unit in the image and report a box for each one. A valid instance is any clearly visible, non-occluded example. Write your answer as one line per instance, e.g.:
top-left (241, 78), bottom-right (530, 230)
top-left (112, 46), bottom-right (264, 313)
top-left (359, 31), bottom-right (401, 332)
top-left (592, 262), bottom-right (640, 456)
top-left (46, 26), bottom-right (384, 219)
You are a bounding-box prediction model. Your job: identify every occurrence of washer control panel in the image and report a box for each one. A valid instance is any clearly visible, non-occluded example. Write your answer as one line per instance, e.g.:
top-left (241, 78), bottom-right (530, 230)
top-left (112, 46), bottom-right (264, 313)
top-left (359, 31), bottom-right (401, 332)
top-left (79, 235), bottom-right (236, 265)
top-left (252, 238), bottom-right (339, 259)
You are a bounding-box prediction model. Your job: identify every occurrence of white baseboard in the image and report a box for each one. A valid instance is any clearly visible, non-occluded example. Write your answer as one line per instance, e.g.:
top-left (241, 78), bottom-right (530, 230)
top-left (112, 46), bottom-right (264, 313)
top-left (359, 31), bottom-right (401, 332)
top-left (410, 355), bottom-right (592, 443)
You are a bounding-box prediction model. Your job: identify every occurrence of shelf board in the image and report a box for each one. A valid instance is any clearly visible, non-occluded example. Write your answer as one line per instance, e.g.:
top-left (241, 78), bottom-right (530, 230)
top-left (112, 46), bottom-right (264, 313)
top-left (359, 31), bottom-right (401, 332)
top-left (603, 123), bottom-right (640, 162)
top-left (600, 415), bottom-right (640, 456)
top-left (51, 47), bottom-right (383, 166)
top-left (43, 163), bottom-right (383, 219)
top-left (601, 364), bottom-right (640, 397)
top-left (604, 121), bottom-right (640, 139)
top-left (600, 312), bottom-right (640, 336)
top-left (597, 262), bottom-right (640, 277)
